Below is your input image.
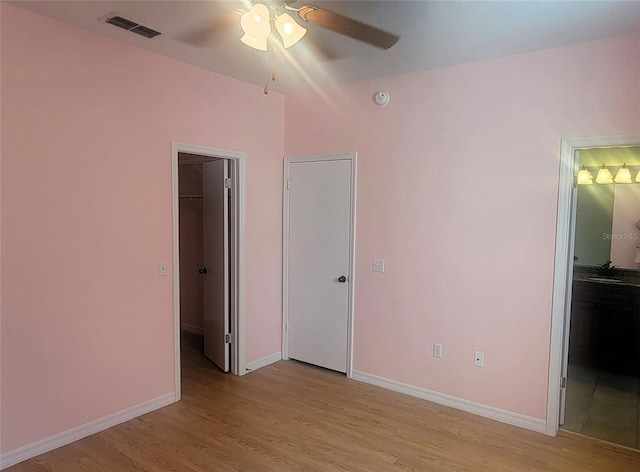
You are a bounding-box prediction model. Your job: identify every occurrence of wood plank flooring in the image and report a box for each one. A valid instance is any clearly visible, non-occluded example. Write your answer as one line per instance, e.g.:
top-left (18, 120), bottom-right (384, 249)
top-left (7, 332), bottom-right (640, 471)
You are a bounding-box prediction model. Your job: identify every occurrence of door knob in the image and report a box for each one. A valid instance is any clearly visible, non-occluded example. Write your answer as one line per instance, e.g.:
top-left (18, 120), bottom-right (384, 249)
top-left (198, 267), bottom-right (208, 275)
top-left (338, 276), bottom-right (347, 283)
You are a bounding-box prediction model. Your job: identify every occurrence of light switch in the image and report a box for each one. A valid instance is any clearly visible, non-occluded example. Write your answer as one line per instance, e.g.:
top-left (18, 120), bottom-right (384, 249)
top-left (372, 258), bottom-right (385, 273)
top-left (159, 262), bottom-right (168, 277)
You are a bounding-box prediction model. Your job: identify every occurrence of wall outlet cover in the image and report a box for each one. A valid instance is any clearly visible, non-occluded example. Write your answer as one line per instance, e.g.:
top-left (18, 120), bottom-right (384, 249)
top-left (474, 351), bottom-right (484, 367)
top-left (372, 258), bottom-right (385, 273)
top-left (433, 343), bottom-right (443, 358)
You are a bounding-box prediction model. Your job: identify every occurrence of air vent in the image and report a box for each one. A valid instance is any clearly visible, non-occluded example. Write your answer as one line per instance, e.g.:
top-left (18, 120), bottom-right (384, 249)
top-left (106, 16), bottom-right (137, 30)
top-left (130, 25), bottom-right (161, 39)
top-left (105, 15), bottom-right (161, 39)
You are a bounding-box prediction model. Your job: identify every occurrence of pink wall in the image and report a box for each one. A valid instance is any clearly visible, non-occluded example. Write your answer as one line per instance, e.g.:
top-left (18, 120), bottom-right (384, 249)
top-left (611, 184), bottom-right (640, 268)
top-left (0, 3), bottom-right (283, 453)
top-left (285, 34), bottom-right (640, 419)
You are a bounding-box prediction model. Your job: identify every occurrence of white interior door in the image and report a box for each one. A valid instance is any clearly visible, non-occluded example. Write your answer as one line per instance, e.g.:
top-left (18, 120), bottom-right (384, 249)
top-left (286, 158), bottom-right (353, 373)
top-left (559, 151), bottom-right (580, 425)
top-left (202, 159), bottom-right (229, 372)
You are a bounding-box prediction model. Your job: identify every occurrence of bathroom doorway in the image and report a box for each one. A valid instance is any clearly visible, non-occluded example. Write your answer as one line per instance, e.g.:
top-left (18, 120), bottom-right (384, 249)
top-left (548, 135), bottom-right (640, 449)
top-left (563, 146), bottom-right (640, 449)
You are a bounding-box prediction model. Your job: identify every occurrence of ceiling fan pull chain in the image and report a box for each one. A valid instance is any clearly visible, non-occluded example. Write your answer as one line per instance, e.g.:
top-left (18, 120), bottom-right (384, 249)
top-left (264, 69), bottom-right (276, 95)
top-left (263, 41), bottom-right (271, 94)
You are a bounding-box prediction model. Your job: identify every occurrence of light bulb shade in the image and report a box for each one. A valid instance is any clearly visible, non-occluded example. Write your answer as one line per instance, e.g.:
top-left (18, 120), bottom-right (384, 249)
top-left (240, 3), bottom-right (271, 51)
top-left (275, 13), bottom-right (306, 48)
top-left (241, 33), bottom-right (268, 51)
top-left (595, 165), bottom-right (613, 184)
top-left (636, 169), bottom-right (640, 183)
top-left (577, 168), bottom-right (593, 185)
top-left (614, 164), bottom-right (632, 183)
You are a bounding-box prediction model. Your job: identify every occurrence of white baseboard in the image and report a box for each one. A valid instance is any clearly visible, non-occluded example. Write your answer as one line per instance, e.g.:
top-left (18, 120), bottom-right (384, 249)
top-left (180, 322), bottom-right (203, 335)
top-left (245, 351), bottom-right (281, 373)
top-left (0, 392), bottom-right (175, 470)
top-left (351, 370), bottom-right (546, 434)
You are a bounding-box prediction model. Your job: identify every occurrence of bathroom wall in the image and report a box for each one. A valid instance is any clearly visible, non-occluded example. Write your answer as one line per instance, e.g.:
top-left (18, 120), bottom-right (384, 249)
top-left (579, 146), bottom-right (640, 268)
top-left (575, 184), bottom-right (615, 266)
top-left (575, 183), bottom-right (640, 269)
top-left (611, 184), bottom-right (640, 268)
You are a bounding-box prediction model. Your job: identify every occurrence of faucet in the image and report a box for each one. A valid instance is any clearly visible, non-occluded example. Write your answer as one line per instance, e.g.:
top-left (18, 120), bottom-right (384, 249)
top-left (597, 260), bottom-right (616, 276)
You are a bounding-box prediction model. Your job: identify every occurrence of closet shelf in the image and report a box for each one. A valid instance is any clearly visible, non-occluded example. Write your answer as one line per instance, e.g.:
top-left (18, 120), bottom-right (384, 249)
top-left (179, 195), bottom-right (203, 199)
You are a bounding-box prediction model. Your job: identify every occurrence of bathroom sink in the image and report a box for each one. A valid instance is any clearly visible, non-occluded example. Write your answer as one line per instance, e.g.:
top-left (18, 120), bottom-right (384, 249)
top-left (588, 277), bottom-right (623, 283)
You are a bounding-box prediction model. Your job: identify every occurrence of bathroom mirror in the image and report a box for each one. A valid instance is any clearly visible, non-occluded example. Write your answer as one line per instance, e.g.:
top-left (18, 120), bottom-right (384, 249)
top-left (574, 146), bottom-right (640, 269)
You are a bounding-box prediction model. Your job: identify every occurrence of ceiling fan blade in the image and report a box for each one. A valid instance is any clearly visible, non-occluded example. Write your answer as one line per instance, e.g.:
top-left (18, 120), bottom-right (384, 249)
top-left (174, 11), bottom-right (240, 48)
top-left (297, 5), bottom-right (399, 50)
top-left (292, 28), bottom-right (347, 61)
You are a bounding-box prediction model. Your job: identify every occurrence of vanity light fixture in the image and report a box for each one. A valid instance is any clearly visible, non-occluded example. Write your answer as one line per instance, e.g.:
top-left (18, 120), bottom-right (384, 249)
top-left (577, 166), bottom-right (594, 185)
top-left (578, 164), bottom-right (640, 184)
top-left (595, 164), bottom-right (614, 184)
top-left (614, 163), bottom-right (632, 183)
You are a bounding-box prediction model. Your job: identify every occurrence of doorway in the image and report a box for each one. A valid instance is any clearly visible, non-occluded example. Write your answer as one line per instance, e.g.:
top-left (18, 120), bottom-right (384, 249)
top-left (282, 153), bottom-right (357, 376)
top-left (547, 135), bottom-right (640, 444)
top-left (171, 142), bottom-right (247, 401)
top-left (563, 146), bottom-right (640, 448)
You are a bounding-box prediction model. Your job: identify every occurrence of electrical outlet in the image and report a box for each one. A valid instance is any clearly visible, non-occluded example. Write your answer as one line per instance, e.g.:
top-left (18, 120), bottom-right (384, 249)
top-left (372, 258), bottom-right (385, 273)
top-left (433, 343), bottom-right (442, 359)
top-left (474, 351), bottom-right (484, 367)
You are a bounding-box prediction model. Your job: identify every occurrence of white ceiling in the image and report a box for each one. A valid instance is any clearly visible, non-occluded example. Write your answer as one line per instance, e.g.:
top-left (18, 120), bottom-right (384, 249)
top-left (10, 0), bottom-right (640, 94)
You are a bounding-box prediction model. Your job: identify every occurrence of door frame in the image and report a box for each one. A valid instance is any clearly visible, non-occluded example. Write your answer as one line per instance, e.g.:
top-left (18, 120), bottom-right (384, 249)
top-left (282, 152), bottom-right (357, 378)
top-left (171, 142), bottom-right (247, 401)
top-left (546, 133), bottom-right (640, 436)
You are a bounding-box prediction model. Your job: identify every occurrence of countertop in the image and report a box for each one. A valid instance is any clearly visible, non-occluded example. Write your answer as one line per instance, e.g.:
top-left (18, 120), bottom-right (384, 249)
top-left (573, 266), bottom-right (640, 288)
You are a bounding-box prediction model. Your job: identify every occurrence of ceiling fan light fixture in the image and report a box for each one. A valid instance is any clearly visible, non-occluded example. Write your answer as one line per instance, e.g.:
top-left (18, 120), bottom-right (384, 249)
top-left (241, 33), bottom-right (268, 51)
top-left (275, 12), bottom-right (306, 48)
top-left (240, 3), bottom-right (271, 51)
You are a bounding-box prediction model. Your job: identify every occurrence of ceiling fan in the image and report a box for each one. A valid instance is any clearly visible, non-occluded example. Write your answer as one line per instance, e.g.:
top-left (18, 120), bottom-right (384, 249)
top-left (167, 1), bottom-right (401, 93)
top-left (238, 0), bottom-right (400, 51)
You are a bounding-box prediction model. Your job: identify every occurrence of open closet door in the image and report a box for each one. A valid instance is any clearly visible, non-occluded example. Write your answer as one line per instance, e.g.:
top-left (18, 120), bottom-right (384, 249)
top-left (202, 159), bottom-right (230, 372)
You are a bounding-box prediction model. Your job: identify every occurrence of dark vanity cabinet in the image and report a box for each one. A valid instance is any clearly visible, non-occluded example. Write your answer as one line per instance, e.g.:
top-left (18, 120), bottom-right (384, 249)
top-left (569, 280), bottom-right (640, 376)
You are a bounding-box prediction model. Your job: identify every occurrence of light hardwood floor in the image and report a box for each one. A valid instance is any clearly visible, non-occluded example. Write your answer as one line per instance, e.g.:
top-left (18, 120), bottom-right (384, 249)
top-left (8, 332), bottom-right (640, 471)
